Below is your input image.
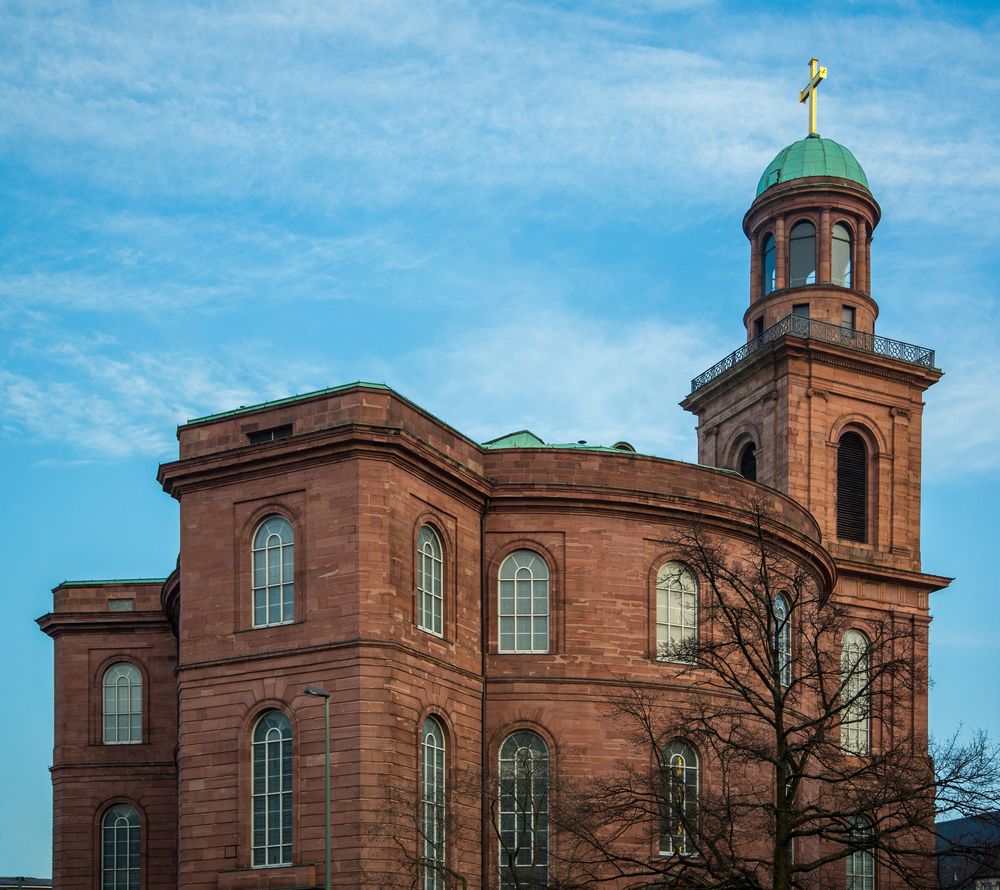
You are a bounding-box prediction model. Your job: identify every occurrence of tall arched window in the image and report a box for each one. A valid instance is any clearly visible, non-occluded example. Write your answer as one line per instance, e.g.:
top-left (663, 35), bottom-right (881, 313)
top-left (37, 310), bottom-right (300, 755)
top-left (101, 804), bottom-right (140, 890)
top-left (660, 740), bottom-right (698, 856)
top-left (417, 525), bottom-right (444, 637)
top-left (761, 233), bottom-right (776, 296)
top-left (846, 815), bottom-right (875, 889)
top-left (103, 663), bottom-right (142, 744)
top-left (789, 221), bottom-right (817, 287)
top-left (252, 516), bottom-right (294, 628)
top-left (841, 631), bottom-right (870, 755)
top-left (498, 731), bottom-right (549, 890)
top-left (738, 441), bottom-right (758, 482)
top-left (832, 223), bottom-right (853, 288)
top-left (837, 432), bottom-right (868, 543)
top-left (252, 710), bottom-right (292, 867)
top-left (655, 562), bottom-right (698, 662)
top-left (422, 717), bottom-right (447, 890)
top-left (773, 594), bottom-right (791, 687)
top-left (498, 550), bottom-right (550, 653)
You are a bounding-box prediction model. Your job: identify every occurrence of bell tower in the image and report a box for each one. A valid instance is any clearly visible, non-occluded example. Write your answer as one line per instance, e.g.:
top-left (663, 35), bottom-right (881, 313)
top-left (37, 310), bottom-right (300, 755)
top-left (681, 62), bottom-right (943, 577)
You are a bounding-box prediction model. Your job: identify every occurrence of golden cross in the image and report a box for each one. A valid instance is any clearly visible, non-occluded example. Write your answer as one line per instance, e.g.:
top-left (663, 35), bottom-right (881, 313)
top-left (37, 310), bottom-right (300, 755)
top-left (799, 57), bottom-right (827, 136)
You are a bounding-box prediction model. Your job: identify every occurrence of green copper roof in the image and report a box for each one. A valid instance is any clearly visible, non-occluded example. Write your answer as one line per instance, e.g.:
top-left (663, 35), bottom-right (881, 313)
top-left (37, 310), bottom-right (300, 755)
top-left (756, 134), bottom-right (869, 197)
top-left (185, 381), bottom-right (391, 425)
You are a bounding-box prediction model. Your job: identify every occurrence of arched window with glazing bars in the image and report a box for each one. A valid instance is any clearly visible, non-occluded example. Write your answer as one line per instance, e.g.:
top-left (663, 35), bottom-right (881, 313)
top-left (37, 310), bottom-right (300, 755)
top-left (252, 710), bottom-right (293, 866)
top-left (103, 663), bottom-right (142, 744)
top-left (789, 221), bottom-right (817, 287)
top-left (846, 815), bottom-right (876, 889)
top-left (417, 525), bottom-right (444, 636)
top-left (101, 804), bottom-right (140, 890)
top-left (773, 594), bottom-right (791, 687)
top-left (498, 551), bottom-right (550, 654)
top-left (498, 730), bottom-right (549, 889)
top-left (841, 631), bottom-right (870, 755)
top-left (832, 223), bottom-right (853, 288)
top-left (655, 562), bottom-right (698, 662)
top-left (761, 233), bottom-right (776, 296)
top-left (660, 740), bottom-right (698, 856)
top-left (252, 516), bottom-right (294, 627)
top-left (422, 717), bottom-right (447, 890)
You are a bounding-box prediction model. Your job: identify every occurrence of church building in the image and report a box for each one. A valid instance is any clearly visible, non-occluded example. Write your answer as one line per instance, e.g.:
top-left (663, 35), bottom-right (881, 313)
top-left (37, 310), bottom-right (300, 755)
top-left (39, 63), bottom-right (950, 889)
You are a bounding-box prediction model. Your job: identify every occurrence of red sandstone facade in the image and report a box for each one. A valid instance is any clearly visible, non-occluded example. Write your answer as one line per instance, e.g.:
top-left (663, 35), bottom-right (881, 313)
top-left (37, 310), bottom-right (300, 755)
top-left (40, 139), bottom-right (950, 890)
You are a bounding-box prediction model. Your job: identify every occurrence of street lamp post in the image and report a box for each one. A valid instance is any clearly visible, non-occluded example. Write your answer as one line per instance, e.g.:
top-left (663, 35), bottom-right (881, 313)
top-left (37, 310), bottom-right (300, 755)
top-left (304, 686), bottom-right (332, 890)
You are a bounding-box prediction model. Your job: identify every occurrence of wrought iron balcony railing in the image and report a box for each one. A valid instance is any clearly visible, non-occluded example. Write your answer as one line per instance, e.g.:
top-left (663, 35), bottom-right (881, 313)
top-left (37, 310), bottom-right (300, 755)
top-left (690, 314), bottom-right (937, 392)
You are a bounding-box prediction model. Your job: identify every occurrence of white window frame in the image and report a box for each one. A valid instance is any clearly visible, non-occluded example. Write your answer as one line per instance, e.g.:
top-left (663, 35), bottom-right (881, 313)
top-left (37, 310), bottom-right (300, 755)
top-left (660, 740), bottom-right (699, 856)
top-left (102, 663), bottom-right (142, 745)
top-left (252, 515), bottom-right (295, 628)
top-left (101, 804), bottom-right (140, 890)
top-left (845, 816), bottom-right (876, 890)
top-left (498, 731), bottom-right (549, 889)
top-left (422, 717), bottom-right (447, 890)
top-left (498, 550), bottom-right (550, 654)
top-left (656, 562), bottom-right (698, 663)
top-left (417, 525), bottom-right (444, 637)
top-left (252, 710), bottom-right (293, 867)
top-left (841, 630), bottom-right (871, 755)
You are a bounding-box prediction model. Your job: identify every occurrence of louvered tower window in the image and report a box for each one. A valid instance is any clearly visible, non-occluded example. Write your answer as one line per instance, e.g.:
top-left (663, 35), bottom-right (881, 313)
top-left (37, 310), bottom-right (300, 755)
top-left (738, 442), bottom-right (757, 482)
top-left (837, 432), bottom-right (868, 543)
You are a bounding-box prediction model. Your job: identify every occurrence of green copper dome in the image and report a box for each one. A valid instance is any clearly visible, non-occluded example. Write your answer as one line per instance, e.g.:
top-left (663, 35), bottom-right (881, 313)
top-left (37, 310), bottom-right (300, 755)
top-left (756, 134), bottom-right (869, 197)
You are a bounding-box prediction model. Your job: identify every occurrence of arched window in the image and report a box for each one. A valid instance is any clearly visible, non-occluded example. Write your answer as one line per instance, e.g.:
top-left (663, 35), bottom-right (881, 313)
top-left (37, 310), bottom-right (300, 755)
top-left (417, 525), bottom-right (444, 637)
top-left (738, 441), bottom-right (758, 482)
top-left (789, 221), bottom-right (817, 287)
top-left (101, 804), bottom-right (140, 890)
top-left (660, 740), bottom-right (698, 856)
top-left (498, 731), bottom-right (549, 889)
top-left (773, 594), bottom-right (791, 687)
top-left (103, 663), bottom-right (142, 745)
top-left (841, 631), bottom-right (870, 755)
top-left (832, 223), bottom-right (853, 288)
top-left (761, 233), bottom-right (776, 296)
top-left (422, 717), bottom-right (447, 890)
top-left (837, 432), bottom-right (868, 543)
top-left (252, 711), bottom-right (292, 867)
top-left (846, 815), bottom-right (876, 889)
top-left (252, 516), bottom-right (294, 628)
top-left (655, 562), bottom-right (698, 662)
top-left (498, 550), bottom-right (549, 654)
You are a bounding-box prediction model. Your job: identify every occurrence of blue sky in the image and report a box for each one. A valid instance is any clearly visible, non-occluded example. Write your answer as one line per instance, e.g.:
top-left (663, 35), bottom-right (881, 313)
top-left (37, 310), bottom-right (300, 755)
top-left (2, 0), bottom-right (999, 878)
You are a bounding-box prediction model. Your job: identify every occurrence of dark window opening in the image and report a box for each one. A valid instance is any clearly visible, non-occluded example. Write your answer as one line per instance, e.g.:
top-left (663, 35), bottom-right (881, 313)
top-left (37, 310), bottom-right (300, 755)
top-left (789, 221), bottom-right (817, 287)
top-left (248, 424), bottom-right (293, 445)
top-left (753, 317), bottom-right (764, 339)
top-left (792, 303), bottom-right (810, 318)
top-left (837, 432), bottom-right (868, 543)
top-left (762, 234), bottom-right (776, 296)
top-left (842, 306), bottom-right (856, 330)
top-left (738, 442), bottom-right (758, 482)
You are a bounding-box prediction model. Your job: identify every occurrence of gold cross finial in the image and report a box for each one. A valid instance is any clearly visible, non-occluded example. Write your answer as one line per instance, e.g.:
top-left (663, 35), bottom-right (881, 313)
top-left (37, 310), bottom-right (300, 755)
top-left (799, 57), bottom-right (827, 136)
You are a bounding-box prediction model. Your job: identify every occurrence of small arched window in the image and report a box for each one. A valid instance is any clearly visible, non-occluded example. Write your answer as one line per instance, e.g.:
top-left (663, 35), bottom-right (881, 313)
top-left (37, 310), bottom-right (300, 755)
top-left (252, 515), bottom-right (294, 628)
top-left (417, 525), bottom-right (444, 637)
top-left (422, 718), bottom-right (447, 889)
top-left (846, 815), bottom-right (875, 889)
top-left (773, 595), bottom-right (791, 687)
top-left (103, 663), bottom-right (142, 745)
top-left (832, 223), bottom-right (853, 288)
top-left (655, 562), bottom-right (698, 662)
top-left (101, 804), bottom-right (140, 890)
top-left (789, 221), bottom-right (817, 287)
top-left (761, 233), bottom-right (776, 296)
top-left (498, 550), bottom-right (550, 654)
top-left (660, 740), bottom-right (698, 855)
top-left (841, 631), bottom-right (870, 755)
top-left (498, 731), bottom-right (549, 889)
top-left (252, 710), bottom-right (293, 867)
top-left (738, 442), bottom-right (758, 482)
top-left (837, 432), bottom-right (868, 543)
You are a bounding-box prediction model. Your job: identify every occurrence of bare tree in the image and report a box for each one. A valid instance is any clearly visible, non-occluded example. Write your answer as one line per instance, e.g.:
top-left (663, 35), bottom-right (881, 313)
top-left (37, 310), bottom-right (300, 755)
top-left (550, 500), bottom-right (1000, 890)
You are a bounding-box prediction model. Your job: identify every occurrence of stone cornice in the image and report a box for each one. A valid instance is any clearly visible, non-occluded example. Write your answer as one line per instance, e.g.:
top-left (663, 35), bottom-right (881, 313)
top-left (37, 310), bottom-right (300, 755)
top-left (36, 610), bottom-right (171, 638)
